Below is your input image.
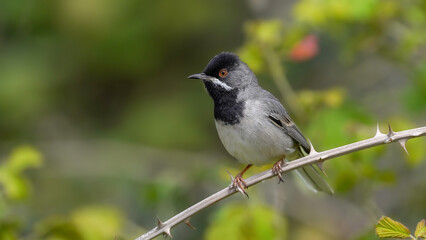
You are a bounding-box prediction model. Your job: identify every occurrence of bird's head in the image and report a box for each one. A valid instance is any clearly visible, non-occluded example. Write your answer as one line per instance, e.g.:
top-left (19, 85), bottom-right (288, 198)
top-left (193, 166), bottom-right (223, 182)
top-left (188, 52), bottom-right (257, 93)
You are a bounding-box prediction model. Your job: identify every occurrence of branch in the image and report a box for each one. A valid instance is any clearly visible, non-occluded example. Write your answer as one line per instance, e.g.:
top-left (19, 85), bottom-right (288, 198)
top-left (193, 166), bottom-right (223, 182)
top-left (136, 125), bottom-right (426, 240)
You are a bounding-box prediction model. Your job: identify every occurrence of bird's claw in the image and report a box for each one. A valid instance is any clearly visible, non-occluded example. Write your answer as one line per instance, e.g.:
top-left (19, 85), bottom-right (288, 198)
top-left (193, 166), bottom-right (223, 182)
top-left (230, 174), bottom-right (249, 198)
top-left (272, 159), bottom-right (285, 184)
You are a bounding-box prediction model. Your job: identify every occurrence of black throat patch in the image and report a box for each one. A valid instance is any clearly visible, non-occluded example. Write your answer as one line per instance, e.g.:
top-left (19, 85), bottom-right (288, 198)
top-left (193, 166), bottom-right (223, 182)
top-left (203, 81), bottom-right (244, 125)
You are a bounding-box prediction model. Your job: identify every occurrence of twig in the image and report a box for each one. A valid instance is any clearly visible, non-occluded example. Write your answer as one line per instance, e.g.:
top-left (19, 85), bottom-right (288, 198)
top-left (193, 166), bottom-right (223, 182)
top-left (136, 124), bottom-right (426, 240)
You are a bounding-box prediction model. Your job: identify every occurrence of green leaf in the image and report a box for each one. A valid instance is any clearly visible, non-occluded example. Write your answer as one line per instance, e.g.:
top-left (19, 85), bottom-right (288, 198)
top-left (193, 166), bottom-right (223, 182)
top-left (0, 171), bottom-right (29, 200)
top-left (375, 216), bottom-right (411, 239)
top-left (0, 146), bottom-right (43, 200)
top-left (71, 206), bottom-right (124, 240)
top-left (238, 43), bottom-right (265, 73)
top-left (0, 220), bottom-right (20, 240)
top-left (7, 146), bottom-right (43, 172)
top-left (35, 216), bottom-right (83, 240)
top-left (415, 219), bottom-right (426, 239)
top-left (244, 20), bottom-right (283, 46)
top-left (205, 203), bottom-right (287, 240)
top-left (293, 0), bottom-right (379, 25)
top-left (35, 206), bottom-right (125, 240)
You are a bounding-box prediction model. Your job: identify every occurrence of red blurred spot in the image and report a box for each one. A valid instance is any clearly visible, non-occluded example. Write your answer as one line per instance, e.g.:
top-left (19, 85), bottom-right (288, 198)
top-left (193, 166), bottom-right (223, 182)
top-left (290, 35), bottom-right (319, 62)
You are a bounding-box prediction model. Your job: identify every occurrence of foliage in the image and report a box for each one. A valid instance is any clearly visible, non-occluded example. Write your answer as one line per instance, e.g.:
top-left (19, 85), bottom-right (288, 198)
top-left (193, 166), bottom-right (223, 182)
top-left (375, 216), bottom-right (425, 239)
top-left (0, 146), bottom-right (42, 200)
top-left (205, 202), bottom-right (287, 240)
top-left (0, 146), bottom-right (43, 240)
top-left (415, 220), bottom-right (426, 239)
top-left (0, 147), bottom-right (131, 240)
top-left (237, 1), bottom-right (426, 239)
top-left (36, 206), bottom-right (125, 240)
top-left (238, 0), bottom-right (426, 195)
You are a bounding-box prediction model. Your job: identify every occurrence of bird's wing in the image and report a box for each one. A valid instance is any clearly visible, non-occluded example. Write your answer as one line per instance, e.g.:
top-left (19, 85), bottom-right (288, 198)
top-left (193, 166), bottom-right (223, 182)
top-left (263, 96), bottom-right (311, 154)
top-left (260, 91), bottom-right (333, 194)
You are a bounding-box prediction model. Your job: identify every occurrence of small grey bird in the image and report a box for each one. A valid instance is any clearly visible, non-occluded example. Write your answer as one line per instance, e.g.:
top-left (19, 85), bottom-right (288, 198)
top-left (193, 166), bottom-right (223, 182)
top-left (188, 52), bottom-right (333, 195)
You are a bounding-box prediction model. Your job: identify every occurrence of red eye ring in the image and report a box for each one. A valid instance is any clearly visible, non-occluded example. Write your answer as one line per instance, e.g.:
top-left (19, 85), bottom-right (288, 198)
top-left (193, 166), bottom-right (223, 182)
top-left (218, 69), bottom-right (228, 78)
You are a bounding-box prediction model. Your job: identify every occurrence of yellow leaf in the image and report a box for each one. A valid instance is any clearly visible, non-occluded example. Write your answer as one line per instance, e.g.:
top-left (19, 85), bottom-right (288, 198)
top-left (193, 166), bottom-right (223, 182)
top-left (0, 146), bottom-right (43, 200)
top-left (415, 219), bottom-right (426, 239)
top-left (8, 146), bottom-right (43, 172)
top-left (244, 20), bottom-right (283, 46)
top-left (71, 206), bottom-right (123, 240)
top-left (322, 88), bottom-right (345, 108)
top-left (238, 43), bottom-right (265, 73)
top-left (0, 169), bottom-right (29, 200)
top-left (205, 203), bottom-right (287, 240)
top-left (375, 216), bottom-right (411, 239)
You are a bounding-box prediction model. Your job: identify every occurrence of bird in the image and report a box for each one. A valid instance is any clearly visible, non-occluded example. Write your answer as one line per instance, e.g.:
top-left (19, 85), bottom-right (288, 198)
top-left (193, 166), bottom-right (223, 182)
top-left (188, 52), bottom-right (333, 196)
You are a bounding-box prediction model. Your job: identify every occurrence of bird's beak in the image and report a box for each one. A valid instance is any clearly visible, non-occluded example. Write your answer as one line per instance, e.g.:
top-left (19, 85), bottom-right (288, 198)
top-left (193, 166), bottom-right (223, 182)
top-left (188, 73), bottom-right (207, 80)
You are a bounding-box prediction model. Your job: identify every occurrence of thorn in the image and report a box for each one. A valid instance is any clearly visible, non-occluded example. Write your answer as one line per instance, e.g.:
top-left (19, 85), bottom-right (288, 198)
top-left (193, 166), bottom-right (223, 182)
top-left (387, 123), bottom-right (395, 137)
top-left (277, 174), bottom-right (285, 184)
top-left (244, 191), bottom-right (249, 199)
top-left (163, 228), bottom-right (172, 238)
top-left (228, 171), bottom-right (249, 198)
top-left (387, 123), bottom-right (395, 136)
top-left (157, 217), bottom-right (165, 229)
top-left (184, 218), bottom-right (196, 230)
top-left (375, 123), bottom-right (385, 137)
top-left (316, 161), bottom-right (328, 177)
top-left (226, 170), bottom-right (234, 181)
top-left (385, 123), bottom-right (395, 143)
top-left (307, 139), bottom-right (317, 155)
top-left (226, 171), bottom-right (234, 188)
top-left (275, 169), bottom-right (285, 184)
top-left (398, 139), bottom-right (409, 155)
top-left (236, 185), bottom-right (249, 198)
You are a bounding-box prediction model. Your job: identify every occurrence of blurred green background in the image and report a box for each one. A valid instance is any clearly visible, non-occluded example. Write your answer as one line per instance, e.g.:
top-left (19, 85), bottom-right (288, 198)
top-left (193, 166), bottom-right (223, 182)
top-left (0, 0), bottom-right (425, 239)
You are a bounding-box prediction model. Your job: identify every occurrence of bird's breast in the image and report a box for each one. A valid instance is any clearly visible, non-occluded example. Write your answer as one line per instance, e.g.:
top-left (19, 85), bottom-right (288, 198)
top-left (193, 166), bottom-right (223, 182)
top-left (214, 102), bottom-right (297, 165)
top-left (213, 100), bottom-right (245, 125)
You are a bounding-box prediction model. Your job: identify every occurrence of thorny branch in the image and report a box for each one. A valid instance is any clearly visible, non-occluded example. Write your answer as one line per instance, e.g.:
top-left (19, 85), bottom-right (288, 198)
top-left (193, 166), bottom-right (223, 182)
top-left (136, 124), bottom-right (426, 240)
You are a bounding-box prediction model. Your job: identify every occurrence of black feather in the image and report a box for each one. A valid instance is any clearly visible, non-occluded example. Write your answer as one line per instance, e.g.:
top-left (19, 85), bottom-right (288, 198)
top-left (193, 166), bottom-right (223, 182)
top-left (203, 52), bottom-right (240, 78)
top-left (268, 115), bottom-right (283, 127)
top-left (204, 81), bottom-right (244, 125)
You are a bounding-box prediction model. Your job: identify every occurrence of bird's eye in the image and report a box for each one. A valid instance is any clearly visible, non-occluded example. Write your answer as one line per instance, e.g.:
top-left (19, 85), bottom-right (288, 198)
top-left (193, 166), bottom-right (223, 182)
top-left (218, 69), bottom-right (228, 78)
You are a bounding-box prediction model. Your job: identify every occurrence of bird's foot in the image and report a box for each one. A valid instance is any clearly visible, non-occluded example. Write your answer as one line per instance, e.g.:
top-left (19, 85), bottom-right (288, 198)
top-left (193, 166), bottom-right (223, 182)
top-left (272, 159), bottom-right (286, 184)
top-left (231, 173), bottom-right (249, 198)
top-left (226, 164), bottom-right (252, 198)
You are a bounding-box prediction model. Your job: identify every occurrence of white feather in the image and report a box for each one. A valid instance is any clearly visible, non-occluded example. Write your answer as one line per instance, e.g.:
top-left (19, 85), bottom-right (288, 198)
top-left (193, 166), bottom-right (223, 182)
top-left (210, 78), bottom-right (233, 91)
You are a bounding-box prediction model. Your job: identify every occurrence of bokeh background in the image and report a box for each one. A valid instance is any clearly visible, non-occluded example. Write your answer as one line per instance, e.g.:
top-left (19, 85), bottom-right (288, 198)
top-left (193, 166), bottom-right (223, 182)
top-left (0, 0), bottom-right (425, 239)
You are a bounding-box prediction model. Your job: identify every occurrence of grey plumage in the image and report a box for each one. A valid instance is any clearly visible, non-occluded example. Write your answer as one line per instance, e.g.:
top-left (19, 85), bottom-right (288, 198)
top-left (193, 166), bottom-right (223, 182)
top-left (189, 52), bottom-right (333, 194)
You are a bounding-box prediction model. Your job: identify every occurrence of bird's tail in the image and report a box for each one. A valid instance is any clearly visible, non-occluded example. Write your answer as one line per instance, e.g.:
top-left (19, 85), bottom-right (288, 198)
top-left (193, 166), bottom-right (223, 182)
top-left (293, 150), bottom-right (334, 194)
